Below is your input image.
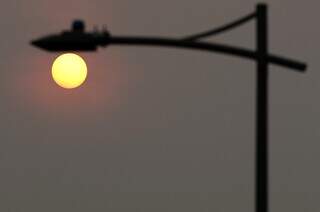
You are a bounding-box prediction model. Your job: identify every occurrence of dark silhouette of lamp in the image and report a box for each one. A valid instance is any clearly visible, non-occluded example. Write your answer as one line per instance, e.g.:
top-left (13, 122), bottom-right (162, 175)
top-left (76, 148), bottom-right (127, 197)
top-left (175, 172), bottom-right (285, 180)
top-left (31, 4), bottom-right (307, 212)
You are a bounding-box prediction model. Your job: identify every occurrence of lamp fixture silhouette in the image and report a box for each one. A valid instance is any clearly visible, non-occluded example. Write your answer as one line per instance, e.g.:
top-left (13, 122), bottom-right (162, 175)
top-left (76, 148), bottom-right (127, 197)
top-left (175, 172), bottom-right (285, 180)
top-left (31, 4), bottom-right (307, 212)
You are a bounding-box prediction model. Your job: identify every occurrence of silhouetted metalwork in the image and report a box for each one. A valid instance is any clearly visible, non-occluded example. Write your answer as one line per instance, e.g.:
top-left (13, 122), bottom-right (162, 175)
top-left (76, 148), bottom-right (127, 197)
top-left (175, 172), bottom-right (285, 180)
top-left (31, 4), bottom-right (307, 212)
top-left (31, 21), bottom-right (110, 51)
top-left (182, 12), bottom-right (256, 41)
top-left (31, 24), bottom-right (306, 72)
top-left (256, 5), bottom-right (268, 212)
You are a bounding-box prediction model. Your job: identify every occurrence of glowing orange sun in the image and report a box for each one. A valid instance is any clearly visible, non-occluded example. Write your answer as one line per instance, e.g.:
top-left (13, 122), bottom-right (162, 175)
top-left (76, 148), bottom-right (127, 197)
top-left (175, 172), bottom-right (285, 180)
top-left (51, 53), bottom-right (88, 89)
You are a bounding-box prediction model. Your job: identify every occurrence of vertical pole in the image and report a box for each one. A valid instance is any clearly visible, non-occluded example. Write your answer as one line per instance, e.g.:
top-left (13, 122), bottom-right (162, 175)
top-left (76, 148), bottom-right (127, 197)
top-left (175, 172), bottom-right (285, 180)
top-left (256, 4), bottom-right (268, 212)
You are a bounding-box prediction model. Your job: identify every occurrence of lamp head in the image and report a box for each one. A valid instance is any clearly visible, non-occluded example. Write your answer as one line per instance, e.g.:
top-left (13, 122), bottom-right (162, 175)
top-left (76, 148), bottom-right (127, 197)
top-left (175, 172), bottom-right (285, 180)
top-left (31, 20), bottom-right (110, 52)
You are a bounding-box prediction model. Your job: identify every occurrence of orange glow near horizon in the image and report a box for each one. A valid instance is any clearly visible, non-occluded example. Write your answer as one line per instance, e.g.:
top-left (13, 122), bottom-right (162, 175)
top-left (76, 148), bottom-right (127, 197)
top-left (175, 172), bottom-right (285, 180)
top-left (52, 53), bottom-right (88, 89)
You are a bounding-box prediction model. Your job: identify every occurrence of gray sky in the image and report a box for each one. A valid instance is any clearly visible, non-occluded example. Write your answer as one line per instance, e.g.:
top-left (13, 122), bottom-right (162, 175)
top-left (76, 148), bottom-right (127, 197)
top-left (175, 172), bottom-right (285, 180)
top-left (0, 0), bottom-right (318, 211)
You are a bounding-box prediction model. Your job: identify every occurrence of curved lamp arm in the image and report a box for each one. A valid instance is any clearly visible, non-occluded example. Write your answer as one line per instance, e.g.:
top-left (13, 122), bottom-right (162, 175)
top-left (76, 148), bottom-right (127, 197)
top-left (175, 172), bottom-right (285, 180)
top-left (108, 36), bottom-right (307, 72)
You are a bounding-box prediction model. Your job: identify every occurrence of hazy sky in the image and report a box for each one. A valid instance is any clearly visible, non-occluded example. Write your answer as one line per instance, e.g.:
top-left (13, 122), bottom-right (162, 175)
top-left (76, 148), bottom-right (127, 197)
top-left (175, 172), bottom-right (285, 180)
top-left (0, 0), bottom-right (317, 211)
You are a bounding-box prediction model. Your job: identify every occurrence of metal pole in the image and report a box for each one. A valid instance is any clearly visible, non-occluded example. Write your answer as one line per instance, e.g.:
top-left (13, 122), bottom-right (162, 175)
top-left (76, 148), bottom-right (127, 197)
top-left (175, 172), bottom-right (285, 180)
top-left (256, 4), bottom-right (268, 212)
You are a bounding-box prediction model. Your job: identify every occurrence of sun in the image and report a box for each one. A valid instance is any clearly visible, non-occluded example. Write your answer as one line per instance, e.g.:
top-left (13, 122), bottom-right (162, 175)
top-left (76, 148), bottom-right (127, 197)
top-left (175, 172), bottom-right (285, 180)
top-left (52, 53), bottom-right (88, 89)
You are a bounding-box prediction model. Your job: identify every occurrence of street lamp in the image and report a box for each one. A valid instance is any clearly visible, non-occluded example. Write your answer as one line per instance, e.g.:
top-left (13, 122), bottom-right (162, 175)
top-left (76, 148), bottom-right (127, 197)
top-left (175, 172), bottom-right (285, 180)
top-left (31, 4), bottom-right (307, 212)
